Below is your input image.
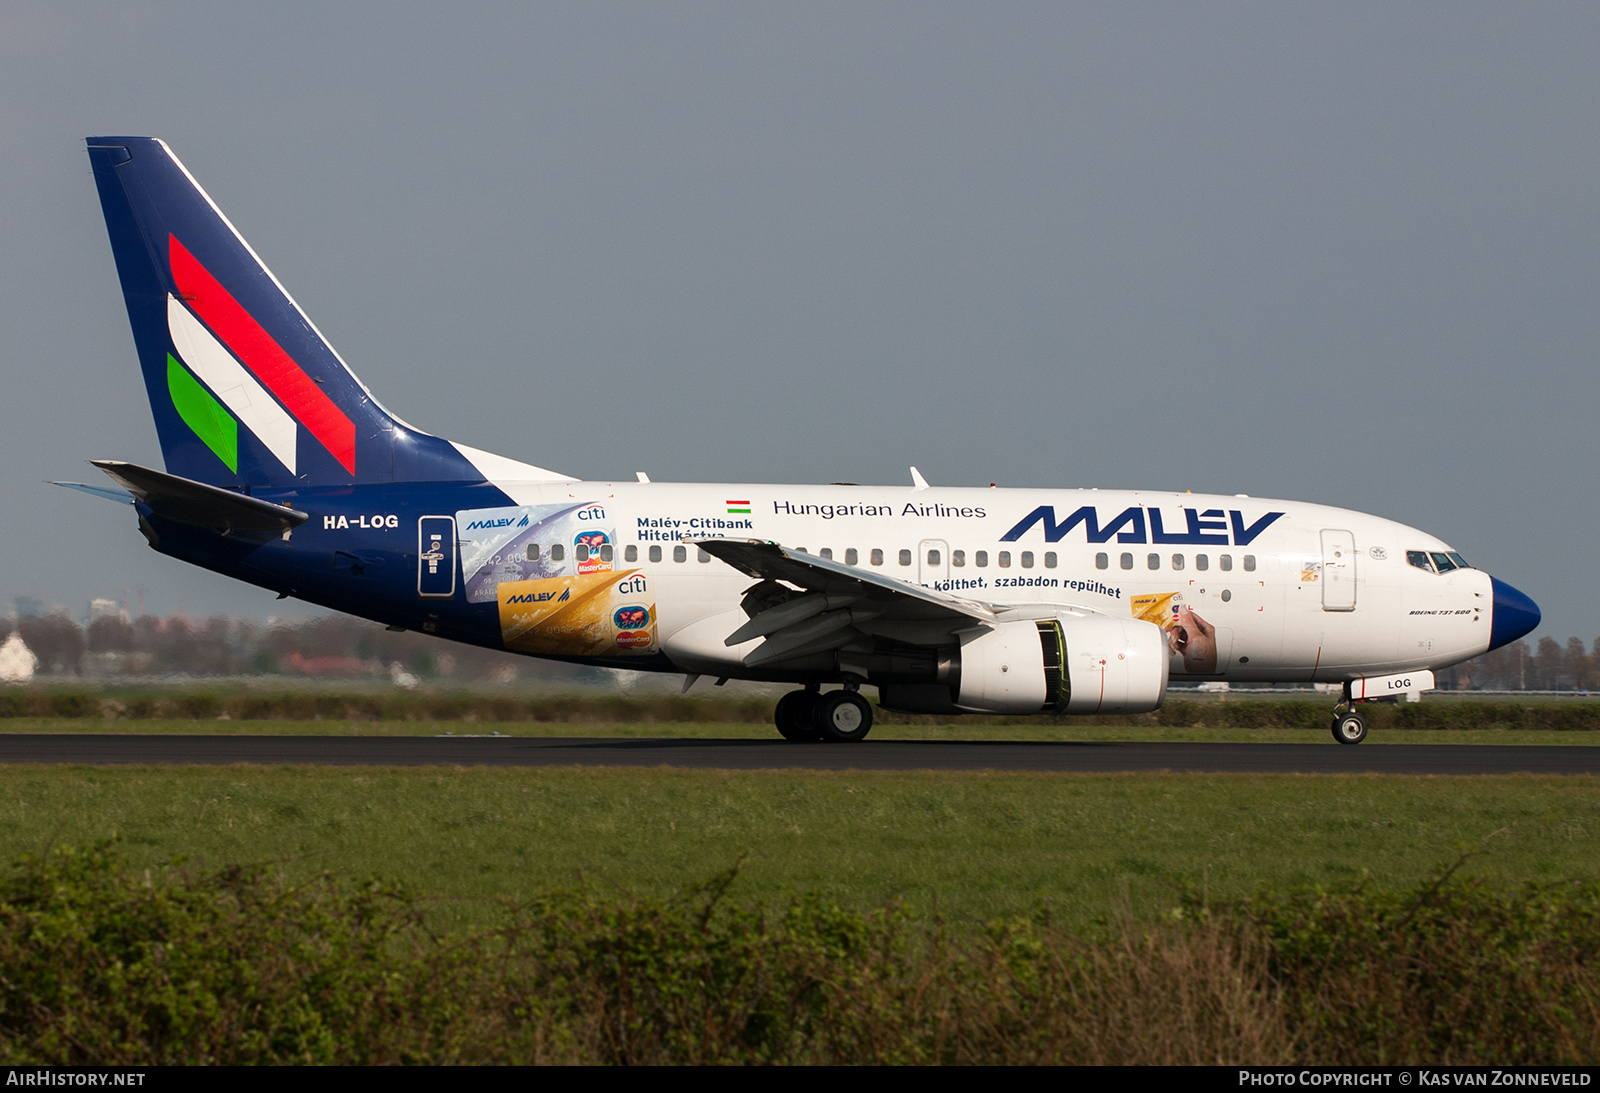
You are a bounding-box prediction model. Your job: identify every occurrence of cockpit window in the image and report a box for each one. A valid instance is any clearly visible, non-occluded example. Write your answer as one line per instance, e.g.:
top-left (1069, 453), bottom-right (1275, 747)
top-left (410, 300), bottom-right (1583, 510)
top-left (1409, 549), bottom-right (1473, 575)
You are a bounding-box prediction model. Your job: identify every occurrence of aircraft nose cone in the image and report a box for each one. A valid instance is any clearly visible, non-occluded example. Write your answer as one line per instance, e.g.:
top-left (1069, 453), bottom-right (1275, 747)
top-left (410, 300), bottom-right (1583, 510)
top-left (1488, 577), bottom-right (1541, 651)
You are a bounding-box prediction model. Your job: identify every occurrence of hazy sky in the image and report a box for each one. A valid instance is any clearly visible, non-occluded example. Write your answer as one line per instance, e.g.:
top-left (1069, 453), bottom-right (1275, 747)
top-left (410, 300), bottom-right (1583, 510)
top-left (3, 3), bottom-right (1596, 643)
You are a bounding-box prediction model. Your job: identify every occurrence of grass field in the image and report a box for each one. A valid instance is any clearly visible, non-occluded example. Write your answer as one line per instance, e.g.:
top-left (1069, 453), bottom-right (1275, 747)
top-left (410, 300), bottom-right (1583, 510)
top-left (1, 765), bottom-right (1595, 933)
top-left (8, 690), bottom-right (1600, 740)
top-left (6, 692), bottom-right (1598, 1063)
top-left (1, 716), bottom-right (1597, 746)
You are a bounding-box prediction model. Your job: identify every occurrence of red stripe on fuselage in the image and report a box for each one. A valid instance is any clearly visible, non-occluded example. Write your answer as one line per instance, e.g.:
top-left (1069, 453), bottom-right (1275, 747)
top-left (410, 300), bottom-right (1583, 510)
top-left (168, 235), bottom-right (355, 475)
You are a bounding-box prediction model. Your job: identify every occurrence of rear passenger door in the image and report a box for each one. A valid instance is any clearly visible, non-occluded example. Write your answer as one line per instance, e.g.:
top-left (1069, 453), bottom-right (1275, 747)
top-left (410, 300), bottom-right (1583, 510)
top-left (418, 516), bottom-right (457, 598)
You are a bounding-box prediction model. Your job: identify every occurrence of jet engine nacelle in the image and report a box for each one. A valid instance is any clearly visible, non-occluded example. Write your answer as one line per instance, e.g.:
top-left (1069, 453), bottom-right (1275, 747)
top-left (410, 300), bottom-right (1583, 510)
top-left (954, 616), bottom-right (1169, 715)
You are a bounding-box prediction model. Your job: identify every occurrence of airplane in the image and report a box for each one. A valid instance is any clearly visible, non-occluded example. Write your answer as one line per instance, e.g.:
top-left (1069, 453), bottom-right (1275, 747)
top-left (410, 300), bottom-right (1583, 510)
top-left (64, 136), bottom-right (1541, 745)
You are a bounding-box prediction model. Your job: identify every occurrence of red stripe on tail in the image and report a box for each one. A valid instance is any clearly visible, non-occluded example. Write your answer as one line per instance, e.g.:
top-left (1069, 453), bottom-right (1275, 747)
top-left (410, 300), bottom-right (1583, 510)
top-left (169, 235), bottom-right (355, 474)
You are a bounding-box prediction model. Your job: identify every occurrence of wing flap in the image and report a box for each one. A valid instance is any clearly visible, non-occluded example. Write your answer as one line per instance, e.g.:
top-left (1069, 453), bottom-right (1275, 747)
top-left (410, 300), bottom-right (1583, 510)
top-left (697, 539), bottom-right (999, 623)
top-left (696, 539), bottom-right (999, 668)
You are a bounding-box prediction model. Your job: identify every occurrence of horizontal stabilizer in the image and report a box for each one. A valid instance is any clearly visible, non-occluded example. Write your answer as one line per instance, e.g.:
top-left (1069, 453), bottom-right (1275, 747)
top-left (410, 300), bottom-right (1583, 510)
top-left (91, 460), bottom-right (308, 534)
top-left (49, 480), bottom-right (134, 505)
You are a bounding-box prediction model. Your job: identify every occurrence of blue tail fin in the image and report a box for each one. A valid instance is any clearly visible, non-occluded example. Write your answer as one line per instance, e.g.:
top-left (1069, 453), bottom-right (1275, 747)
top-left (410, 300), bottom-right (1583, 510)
top-left (87, 136), bottom-right (532, 491)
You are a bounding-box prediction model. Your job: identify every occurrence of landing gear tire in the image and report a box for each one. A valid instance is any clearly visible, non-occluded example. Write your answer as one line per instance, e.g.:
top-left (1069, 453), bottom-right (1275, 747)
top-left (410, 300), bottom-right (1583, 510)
top-left (813, 690), bottom-right (873, 743)
top-left (1331, 711), bottom-right (1368, 745)
top-left (775, 690), bottom-right (821, 741)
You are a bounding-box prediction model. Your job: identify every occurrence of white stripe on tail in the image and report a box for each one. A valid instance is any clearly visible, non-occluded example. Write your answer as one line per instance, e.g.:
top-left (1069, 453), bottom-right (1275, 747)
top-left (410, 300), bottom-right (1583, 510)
top-left (167, 294), bottom-right (298, 474)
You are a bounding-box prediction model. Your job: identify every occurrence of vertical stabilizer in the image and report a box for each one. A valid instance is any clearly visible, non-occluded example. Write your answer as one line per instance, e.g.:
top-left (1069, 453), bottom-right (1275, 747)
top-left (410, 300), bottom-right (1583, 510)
top-left (86, 137), bottom-right (568, 491)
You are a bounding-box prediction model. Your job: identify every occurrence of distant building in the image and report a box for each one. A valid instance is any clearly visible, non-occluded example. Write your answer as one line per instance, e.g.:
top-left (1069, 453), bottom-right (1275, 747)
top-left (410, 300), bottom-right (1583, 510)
top-left (0, 633), bottom-right (38, 683)
top-left (88, 598), bottom-right (128, 624)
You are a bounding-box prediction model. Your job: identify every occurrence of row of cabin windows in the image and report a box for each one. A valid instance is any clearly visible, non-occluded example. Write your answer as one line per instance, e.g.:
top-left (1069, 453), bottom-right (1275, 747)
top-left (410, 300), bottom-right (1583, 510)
top-left (524, 543), bottom-right (1256, 573)
top-left (528, 542), bottom-right (709, 563)
top-left (1094, 552), bottom-right (1256, 572)
top-left (527, 543), bottom-right (632, 563)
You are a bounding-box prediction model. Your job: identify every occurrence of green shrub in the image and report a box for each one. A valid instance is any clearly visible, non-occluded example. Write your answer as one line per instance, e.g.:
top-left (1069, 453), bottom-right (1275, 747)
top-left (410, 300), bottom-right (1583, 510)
top-left (5, 687), bottom-right (1600, 730)
top-left (0, 845), bottom-right (1596, 1064)
top-left (1228, 866), bottom-right (1600, 1064)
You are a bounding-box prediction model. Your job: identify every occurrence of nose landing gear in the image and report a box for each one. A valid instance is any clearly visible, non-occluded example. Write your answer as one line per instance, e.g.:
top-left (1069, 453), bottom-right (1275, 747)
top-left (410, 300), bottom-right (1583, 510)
top-left (1330, 683), bottom-right (1368, 745)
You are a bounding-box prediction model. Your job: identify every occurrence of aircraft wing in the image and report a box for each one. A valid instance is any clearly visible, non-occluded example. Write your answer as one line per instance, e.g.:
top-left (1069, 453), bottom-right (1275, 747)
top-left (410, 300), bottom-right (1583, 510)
top-left (695, 538), bottom-right (1001, 668)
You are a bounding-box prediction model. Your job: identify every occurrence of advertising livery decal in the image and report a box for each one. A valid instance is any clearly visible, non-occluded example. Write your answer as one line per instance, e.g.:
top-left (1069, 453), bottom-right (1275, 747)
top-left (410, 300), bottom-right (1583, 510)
top-left (457, 502), bottom-right (658, 656)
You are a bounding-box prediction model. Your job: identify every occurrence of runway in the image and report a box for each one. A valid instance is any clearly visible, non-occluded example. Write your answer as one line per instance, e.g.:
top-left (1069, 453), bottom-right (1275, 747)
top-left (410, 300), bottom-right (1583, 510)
top-left (0, 735), bottom-right (1596, 774)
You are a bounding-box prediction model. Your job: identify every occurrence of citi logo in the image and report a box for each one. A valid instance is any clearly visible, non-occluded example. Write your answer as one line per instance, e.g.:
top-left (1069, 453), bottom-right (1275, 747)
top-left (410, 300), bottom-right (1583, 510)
top-left (505, 587), bottom-right (570, 605)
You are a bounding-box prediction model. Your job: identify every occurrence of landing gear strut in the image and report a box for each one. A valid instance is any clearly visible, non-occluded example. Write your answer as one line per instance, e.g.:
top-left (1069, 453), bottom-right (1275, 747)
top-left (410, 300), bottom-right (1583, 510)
top-left (773, 686), bottom-right (874, 742)
top-left (1330, 683), bottom-right (1368, 745)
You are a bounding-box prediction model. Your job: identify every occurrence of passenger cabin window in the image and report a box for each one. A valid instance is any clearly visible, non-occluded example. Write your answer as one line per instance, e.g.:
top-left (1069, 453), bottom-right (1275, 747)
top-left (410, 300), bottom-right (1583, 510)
top-left (624, 545), bottom-right (637, 562)
top-left (551, 544), bottom-right (565, 561)
top-left (1020, 551), bottom-right (1034, 568)
top-left (952, 550), bottom-right (966, 567)
top-left (1171, 554), bottom-right (1184, 571)
top-left (575, 544), bottom-right (589, 562)
top-left (845, 548), bottom-right (859, 565)
top-left (1147, 554), bottom-right (1160, 570)
top-left (998, 551), bottom-right (1012, 568)
top-left (1120, 553), bottom-right (1133, 570)
top-left (1096, 552), bottom-right (1109, 570)
top-left (1243, 555), bottom-right (1256, 572)
top-left (526, 543), bottom-right (540, 561)
top-left (673, 545), bottom-right (686, 563)
top-left (649, 545), bottom-right (662, 563)
top-left (698, 548), bottom-right (711, 563)
top-left (820, 548), bottom-right (833, 560)
top-left (1196, 554), bottom-right (1208, 571)
top-left (927, 549), bottom-right (941, 566)
top-left (870, 549), bottom-right (884, 566)
top-left (1220, 554), bottom-right (1232, 571)
top-left (898, 549), bottom-right (913, 566)
top-left (600, 545), bottom-right (613, 563)
top-left (1045, 552), bottom-right (1057, 568)
top-left (975, 551), bottom-right (989, 567)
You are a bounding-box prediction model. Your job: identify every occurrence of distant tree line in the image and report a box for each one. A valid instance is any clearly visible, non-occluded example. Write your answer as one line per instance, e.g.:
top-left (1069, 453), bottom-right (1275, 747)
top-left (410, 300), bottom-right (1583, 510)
top-left (0, 613), bottom-right (1590, 691)
top-left (0, 613), bottom-right (588, 684)
top-left (1439, 636), bottom-right (1597, 692)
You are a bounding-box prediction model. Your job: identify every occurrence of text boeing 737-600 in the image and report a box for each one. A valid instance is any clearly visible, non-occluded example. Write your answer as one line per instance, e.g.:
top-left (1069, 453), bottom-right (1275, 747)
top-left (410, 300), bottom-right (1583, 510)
top-left (64, 137), bottom-right (1541, 744)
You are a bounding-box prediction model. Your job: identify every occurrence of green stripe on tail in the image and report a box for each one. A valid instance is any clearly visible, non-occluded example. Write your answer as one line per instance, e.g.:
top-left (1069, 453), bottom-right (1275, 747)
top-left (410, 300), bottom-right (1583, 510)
top-left (167, 353), bottom-right (238, 473)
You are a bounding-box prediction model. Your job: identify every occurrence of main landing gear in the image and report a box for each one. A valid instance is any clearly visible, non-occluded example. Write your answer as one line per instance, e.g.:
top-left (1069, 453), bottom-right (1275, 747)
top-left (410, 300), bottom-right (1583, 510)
top-left (1330, 682), bottom-right (1369, 745)
top-left (774, 685), bottom-right (874, 743)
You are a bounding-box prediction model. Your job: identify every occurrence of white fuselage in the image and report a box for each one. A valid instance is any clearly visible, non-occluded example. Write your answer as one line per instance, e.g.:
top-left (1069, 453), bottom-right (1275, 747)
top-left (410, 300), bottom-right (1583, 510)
top-left (464, 481), bottom-right (1489, 683)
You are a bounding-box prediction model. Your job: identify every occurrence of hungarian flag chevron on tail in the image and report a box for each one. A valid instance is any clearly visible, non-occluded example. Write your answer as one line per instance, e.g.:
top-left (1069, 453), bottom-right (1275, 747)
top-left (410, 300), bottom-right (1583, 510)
top-left (86, 136), bottom-right (570, 492)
